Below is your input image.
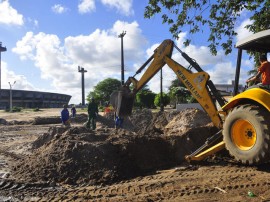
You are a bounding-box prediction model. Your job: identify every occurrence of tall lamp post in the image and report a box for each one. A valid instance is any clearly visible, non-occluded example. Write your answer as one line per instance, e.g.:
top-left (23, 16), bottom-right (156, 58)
top-left (160, 69), bottom-right (164, 111)
top-left (78, 66), bottom-right (87, 106)
top-left (0, 42), bottom-right (7, 90)
top-left (118, 31), bottom-right (126, 85)
top-left (8, 81), bottom-right (16, 112)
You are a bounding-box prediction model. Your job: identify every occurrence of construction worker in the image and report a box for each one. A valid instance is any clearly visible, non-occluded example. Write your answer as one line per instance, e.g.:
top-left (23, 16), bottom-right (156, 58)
top-left (246, 54), bottom-right (270, 88)
top-left (71, 105), bottom-right (76, 118)
top-left (61, 104), bottom-right (70, 126)
top-left (86, 97), bottom-right (98, 130)
top-left (115, 116), bottom-right (124, 129)
top-left (114, 111), bottom-right (124, 129)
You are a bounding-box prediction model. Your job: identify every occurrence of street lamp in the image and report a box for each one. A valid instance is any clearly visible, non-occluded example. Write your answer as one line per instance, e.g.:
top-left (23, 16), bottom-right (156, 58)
top-left (8, 81), bottom-right (16, 112)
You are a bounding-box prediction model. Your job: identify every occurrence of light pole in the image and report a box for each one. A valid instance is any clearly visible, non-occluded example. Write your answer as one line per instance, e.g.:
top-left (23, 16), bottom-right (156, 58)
top-left (78, 66), bottom-right (87, 106)
top-left (118, 31), bottom-right (126, 85)
top-left (160, 69), bottom-right (164, 111)
top-left (8, 81), bottom-right (16, 112)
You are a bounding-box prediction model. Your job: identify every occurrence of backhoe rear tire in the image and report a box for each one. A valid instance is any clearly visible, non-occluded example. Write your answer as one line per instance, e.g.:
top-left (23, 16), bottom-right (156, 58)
top-left (223, 104), bottom-right (270, 165)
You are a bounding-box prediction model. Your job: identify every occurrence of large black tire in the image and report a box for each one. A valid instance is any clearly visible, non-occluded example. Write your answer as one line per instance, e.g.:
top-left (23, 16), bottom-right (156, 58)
top-left (223, 104), bottom-right (270, 165)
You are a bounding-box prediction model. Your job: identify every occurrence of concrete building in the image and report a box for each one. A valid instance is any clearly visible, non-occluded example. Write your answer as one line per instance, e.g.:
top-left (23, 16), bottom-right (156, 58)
top-left (215, 80), bottom-right (244, 95)
top-left (0, 89), bottom-right (71, 109)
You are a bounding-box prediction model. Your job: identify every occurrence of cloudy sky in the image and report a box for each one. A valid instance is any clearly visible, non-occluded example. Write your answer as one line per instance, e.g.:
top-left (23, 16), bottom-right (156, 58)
top-left (0, 0), bottom-right (255, 104)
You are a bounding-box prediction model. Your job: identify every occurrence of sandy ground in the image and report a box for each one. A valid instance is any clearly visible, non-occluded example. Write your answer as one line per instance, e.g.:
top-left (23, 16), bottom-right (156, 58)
top-left (0, 108), bottom-right (87, 122)
top-left (1, 108), bottom-right (270, 202)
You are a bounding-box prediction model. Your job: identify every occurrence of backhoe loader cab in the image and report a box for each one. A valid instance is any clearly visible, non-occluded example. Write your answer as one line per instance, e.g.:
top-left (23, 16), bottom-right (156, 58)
top-left (233, 29), bottom-right (270, 95)
top-left (220, 29), bottom-right (270, 165)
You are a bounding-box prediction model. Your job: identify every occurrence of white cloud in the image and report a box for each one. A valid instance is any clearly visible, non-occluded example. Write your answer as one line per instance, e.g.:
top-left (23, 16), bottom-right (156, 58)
top-left (78, 0), bottom-right (95, 14)
top-left (101, 0), bottom-right (134, 16)
top-left (78, 0), bottom-right (133, 16)
top-left (235, 18), bottom-right (253, 42)
top-left (12, 21), bottom-right (147, 104)
top-left (52, 4), bottom-right (68, 14)
top-left (1, 62), bottom-right (35, 90)
top-left (0, 0), bottom-right (24, 26)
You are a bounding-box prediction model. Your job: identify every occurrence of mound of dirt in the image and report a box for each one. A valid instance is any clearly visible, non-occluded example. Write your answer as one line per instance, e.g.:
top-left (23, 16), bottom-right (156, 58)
top-left (103, 108), bottom-right (153, 132)
top-left (11, 109), bottom-right (218, 185)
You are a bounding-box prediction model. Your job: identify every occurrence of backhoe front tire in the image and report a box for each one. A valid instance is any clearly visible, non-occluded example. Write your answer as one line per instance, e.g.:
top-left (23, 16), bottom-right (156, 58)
top-left (223, 104), bottom-right (270, 165)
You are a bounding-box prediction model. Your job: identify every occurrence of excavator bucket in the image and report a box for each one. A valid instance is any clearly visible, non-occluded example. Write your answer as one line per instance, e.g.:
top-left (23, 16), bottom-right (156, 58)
top-left (110, 86), bottom-right (135, 117)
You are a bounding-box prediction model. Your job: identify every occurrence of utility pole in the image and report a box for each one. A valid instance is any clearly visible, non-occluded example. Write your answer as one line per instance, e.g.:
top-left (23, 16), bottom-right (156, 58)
top-left (118, 31), bottom-right (126, 85)
top-left (78, 66), bottom-right (87, 106)
top-left (0, 42), bottom-right (7, 90)
top-left (8, 81), bottom-right (16, 112)
top-left (160, 69), bottom-right (164, 111)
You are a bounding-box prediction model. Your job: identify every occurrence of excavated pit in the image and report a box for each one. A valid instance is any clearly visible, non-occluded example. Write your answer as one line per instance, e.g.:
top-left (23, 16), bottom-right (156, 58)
top-left (11, 108), bottom-right (218, 185)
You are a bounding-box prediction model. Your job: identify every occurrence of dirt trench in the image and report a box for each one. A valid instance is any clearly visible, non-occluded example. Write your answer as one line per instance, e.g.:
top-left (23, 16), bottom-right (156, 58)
top-left (3, 108), bottom-right (270, 201)
top-left (10, 108), bottom-right (217, 186)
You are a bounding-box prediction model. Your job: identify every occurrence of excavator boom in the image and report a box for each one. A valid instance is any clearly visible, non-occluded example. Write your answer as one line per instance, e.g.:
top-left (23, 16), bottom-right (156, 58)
top-left (109, 39), bottom-right (228, 162)
top-left (111, 39), bottom-right (225, 128)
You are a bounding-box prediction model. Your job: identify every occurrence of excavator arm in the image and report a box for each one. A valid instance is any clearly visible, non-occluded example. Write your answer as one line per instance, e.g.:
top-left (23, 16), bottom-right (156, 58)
top-left (111, 39), bottom-right (225, 128)
top-left (110, 39), bottom-right (227, 161)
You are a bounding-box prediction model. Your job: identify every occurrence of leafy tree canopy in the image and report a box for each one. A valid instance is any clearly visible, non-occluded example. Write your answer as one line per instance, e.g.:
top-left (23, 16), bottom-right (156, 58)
top-left (154, 93), bottom-right (170, 107)
top-left (136, 86), bottom-right (156, 108)
top-left (87, 78), bottom-right (121, 104)
top-left (144, 0), bottom-right (270, 55)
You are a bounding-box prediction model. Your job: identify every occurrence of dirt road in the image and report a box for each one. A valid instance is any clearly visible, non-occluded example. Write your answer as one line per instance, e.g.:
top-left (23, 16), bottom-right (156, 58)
top-left (1, 108), bottom-right (270, 202)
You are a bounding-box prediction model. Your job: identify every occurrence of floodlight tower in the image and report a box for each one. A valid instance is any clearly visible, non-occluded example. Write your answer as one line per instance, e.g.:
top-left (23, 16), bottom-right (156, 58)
top-left (0, 42), bottom-right (7, 89)
top-left (78, 66), bottom-right (87, 106)
top-left (118, 31), bottom-right (126, 85)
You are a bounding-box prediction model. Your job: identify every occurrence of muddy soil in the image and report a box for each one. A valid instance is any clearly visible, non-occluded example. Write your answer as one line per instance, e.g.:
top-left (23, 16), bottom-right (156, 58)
top-left (1, 108), bottom-right (270, 201)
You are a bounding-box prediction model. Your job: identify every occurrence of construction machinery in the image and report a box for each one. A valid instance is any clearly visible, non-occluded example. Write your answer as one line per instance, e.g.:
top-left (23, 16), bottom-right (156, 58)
top-left (110, 29), bottom-right (270, 165)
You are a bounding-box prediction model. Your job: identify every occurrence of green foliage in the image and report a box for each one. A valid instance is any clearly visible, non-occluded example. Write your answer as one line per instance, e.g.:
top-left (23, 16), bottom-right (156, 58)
top-left (168, 78), bottom-right (198, 107)
top-left (33, 108), bottom-right (40, 112)
top-left (99, 106), bottom-right (105, 112)
top-left (154, 93), bottom-right (170, 107)
top-left (6, 106), bottom-right (22, 112)
top-left (144, 0), bottom-right (270, 55)
top-left (87, 78), bottom-right (121, 105)
top-left (169, 86), bottom-right (191, 104)
top-left (136, 87), bottom-right (156, 108)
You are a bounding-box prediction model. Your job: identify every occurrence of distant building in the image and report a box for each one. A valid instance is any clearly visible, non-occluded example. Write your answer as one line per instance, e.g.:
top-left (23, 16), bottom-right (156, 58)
top-left (0, 89), bottom-right (71, 109)
top-left (215, 81), bottom-right (244, 95)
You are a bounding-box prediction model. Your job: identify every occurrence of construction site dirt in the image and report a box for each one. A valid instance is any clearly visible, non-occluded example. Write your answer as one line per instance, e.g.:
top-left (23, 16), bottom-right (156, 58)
top-left (1, 108), bottom-right (270, 202)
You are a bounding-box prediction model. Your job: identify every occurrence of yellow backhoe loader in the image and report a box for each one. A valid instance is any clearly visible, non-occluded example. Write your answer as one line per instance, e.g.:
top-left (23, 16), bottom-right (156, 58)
top-left (110, 29), bottom-right (270, 165)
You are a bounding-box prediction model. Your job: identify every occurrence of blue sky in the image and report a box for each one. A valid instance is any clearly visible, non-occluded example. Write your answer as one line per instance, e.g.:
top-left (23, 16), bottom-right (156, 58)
top-left (0, 0), bottom-right (255, 104)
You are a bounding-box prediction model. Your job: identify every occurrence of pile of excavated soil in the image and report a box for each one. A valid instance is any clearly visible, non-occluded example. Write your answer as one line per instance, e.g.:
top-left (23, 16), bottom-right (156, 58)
top-left (11, 109), bottom-right (218, 185)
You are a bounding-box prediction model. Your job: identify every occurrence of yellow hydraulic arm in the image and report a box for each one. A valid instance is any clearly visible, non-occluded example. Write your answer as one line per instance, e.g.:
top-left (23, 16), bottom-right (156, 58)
top-left (164, 56), bottom-right (222, 128)
top-left (112, 39), bottom-right (227, 161)
top-left (124, 39), bottom-right (224, 128)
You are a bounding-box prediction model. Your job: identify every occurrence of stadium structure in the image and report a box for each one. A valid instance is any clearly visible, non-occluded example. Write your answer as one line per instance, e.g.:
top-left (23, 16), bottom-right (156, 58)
top-left (0, 89), bottom-right (71, 109)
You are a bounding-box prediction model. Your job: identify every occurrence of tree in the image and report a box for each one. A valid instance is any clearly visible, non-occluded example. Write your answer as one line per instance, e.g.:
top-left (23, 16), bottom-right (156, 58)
top-left (154, 93), bottom-right (170, 108)
top-left (87, 78), bottom-right (121, 104)
top-left (144, 1), bottom-right (270, 55)
top-left (136, 86), bottom-right (156, 108)
top-left (168, 77), bottom-right (196, 107)
top-left (168, 78), bottom-right (185, 91)
top-left (169, 86), bottom-right (190, 104)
